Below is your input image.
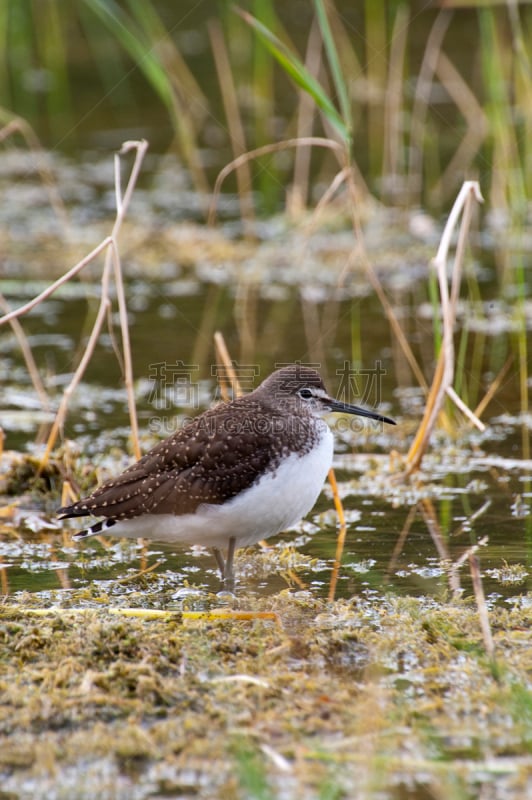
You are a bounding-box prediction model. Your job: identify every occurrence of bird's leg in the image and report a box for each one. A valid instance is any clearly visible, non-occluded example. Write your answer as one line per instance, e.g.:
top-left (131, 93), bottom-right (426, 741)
top-left (212, 547), bottom-right (226, 579)
top-left (223, 537), bottom-right (237, 587)
top-left (212, 539), bottom-right (236, 588)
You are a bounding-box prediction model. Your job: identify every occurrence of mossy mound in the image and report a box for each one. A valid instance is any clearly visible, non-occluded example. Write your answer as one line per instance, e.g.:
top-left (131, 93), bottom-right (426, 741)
top-left (1, 587), bottom-right (531, 799)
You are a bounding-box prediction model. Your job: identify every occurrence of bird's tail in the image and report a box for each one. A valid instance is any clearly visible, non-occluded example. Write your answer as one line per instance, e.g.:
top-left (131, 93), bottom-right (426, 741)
top-left (70, 517), bottom-right (117, 541)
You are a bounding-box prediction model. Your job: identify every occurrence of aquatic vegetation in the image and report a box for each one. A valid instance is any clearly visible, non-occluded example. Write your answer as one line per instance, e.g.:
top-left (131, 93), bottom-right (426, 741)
top-left (1, 589), bottom-right (532, 798)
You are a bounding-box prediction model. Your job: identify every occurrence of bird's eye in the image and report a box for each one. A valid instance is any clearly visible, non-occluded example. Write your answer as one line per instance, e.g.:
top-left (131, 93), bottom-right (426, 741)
top-left (299, 388), bottom-right (313, 399)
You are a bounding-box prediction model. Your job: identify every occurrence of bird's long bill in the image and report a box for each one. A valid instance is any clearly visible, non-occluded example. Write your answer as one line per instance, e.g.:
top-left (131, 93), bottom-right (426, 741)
top-left (329, 399), bottom-right (396, 426)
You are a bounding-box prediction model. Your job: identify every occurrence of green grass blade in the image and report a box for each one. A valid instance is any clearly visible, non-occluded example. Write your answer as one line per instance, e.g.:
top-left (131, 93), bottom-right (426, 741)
top-left (232, 739), bottom-right (274, 800)
top-left (82, 0), bottom-right (175, 112)
top-left (235, 7), bottom-right (350, 146)
top-left (313, 0), bottom-right (351, 134)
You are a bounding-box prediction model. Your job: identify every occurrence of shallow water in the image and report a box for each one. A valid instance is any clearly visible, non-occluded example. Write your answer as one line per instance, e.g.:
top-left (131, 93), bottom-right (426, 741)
top-left (1, 462), bottom-right (530, 605)
top-left (1, 140), bottom-right (531, 607)
top-left (1, 270), bottom-right (530, 605)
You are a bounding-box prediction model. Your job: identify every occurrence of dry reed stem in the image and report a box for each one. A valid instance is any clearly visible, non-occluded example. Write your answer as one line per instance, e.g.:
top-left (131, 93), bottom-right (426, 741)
top-left (55, 568), bottom-right (71, 590)
top-left (116, 559), bottom-right (165, 584)
top-left (291, 18), bottom-right (323, 211)
top-left (310, 166), bottom-right (351, 219)
top-left (375, 493), bottom-right (498, 644)
top-left (327, 467), bottom-right (347, 602)
top-left (112, 142), bottom-right (148, 460)
top-left (473, 355), bottom-right (513, 421)
top-left (39, 258), bottom-right (113, 468)
top-left (208, 137), bottom-right (345, 226)
top-left (470, 556), bottom-right (495, 658)
top-left (430, 52), bottom-right (488, 205)
top-left (0, 293), bottom-right (51, 411)
top-left (449, 536), bottom-right (493, 612)
top-left (383, 5), bottom-right (409, 196)
top-left (208, 19), bottom-right (255, 233)
top-left (0, 113), bottom-right (69, 234)
top-left (386, 502), bottom-right (418, 579)
top-left (0, 237), bottom-right (113, 326)
top-left (344, 175), bottom-right (428, 391)
top-left (234, 282), bottom-right (258, 365)
top-left (0, 142), bottom-right (148, 468)
top-left (446, 507), bottom-right (491, 598)
top-left (0, 559), bottom-right (8, 594)
top-left (405, 181), bottom-right (484, 474)
top-left (60, 481), bottom-right (78, 508)
top-left (450, 501), bottom-right (491, 543)
top-left (299, 159), bottom-right (369, 243)
top-left (40, 140), bottom-right (148, 469)
top-left (468, 546), bottom-right (495, 660)
top-left (300, 295), bottom-right (328, 382)
top-left (418, 498), bottom-right (458, 593)
top-left (446, 387), bottom-right (486, 432)
top-left (214, 331), bottom-right (243, 399)
top-left (407, 10), bottom-right (452, 202)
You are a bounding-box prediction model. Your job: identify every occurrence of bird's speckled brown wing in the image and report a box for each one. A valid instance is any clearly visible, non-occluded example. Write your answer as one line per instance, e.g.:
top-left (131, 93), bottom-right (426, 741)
top-left (58, 397), bottom-right (313, 522)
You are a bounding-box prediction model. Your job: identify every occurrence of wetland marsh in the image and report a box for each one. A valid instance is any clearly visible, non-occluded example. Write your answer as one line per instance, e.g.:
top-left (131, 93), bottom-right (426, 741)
top-left (1, 2), bottom-right (531, 798)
